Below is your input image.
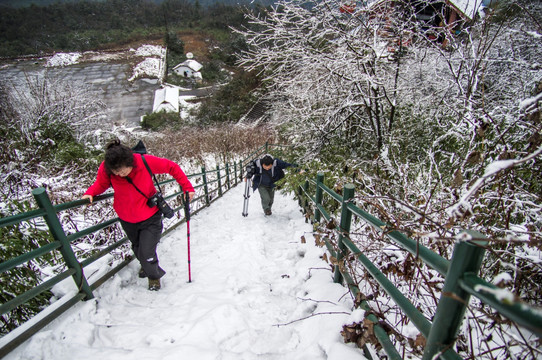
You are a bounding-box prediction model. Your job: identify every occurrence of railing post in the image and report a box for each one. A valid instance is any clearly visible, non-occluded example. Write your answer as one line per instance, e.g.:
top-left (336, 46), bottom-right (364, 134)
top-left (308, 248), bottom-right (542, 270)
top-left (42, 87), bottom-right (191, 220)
top-left (265, 141), bottom-right (269, 153)
top-left (32, 188), bottom-right (94, 300)
top-left (234, 162), bottom-right (238, 185)
top-left (217, 165), bottom-right (223, 197)
top-left (297, 181), bottom-right (307, 215)
top-left (422, 230), bottom-right (488, 360)
top-left (225, 163), bottom-right (231, 190)
top-left (314, 172), bottom-right (324, 223)
top-left (303, 180), bottom-right (311, 221)
top-left (333, 184), bottom-right (355, 284)
top-left (202, 166), bottom-right (210, 206)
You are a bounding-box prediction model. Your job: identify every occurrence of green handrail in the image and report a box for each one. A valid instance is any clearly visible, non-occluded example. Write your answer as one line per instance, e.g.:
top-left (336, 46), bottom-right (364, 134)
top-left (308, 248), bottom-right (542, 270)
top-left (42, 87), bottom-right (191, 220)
top-left (297, 172), bottom-right (542, 359)
top-left (0, 268), bottom-right (76, 316)
top-left (0, 154), bottom-right (251, 358)
top-left (0, 208), bottom-right (46, 227)
top-left (32, 188), bottom-right (95, 301)
top-left (0, 241), bottom-right (61, 274)
top-left (333, 184), bottom-right (354, 283)
top-left (0, 143), bottom-right (290, 357)
top-left (459, 273), bottom-right (542, 337)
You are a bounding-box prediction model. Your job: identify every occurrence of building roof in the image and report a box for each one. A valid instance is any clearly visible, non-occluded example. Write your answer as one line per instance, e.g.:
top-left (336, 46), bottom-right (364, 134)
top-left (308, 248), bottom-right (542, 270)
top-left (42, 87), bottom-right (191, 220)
top-left (367, 0), bottom-right (483, 21)
top-left (153, 86), bottom-right (179, 113)
top-left (448, 0), bottom-right (482, 20)
top-left (173, 59), bottom-right (203, 72)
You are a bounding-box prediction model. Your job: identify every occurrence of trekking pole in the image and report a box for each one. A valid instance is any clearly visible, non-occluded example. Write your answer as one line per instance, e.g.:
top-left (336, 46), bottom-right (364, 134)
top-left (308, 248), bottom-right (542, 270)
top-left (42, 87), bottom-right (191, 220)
top-left (183, 191), bottom-right (192, 282)
top-left (242, 178), bottom-right (251, 217)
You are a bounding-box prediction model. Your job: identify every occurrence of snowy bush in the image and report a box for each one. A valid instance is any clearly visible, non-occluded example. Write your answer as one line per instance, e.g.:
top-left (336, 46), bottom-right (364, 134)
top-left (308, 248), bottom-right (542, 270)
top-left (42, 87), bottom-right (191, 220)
top-left (236, 0), bottom-right (542, 358)
top-left (0, 198), bottom-right (57, 335)
top-left (141, 109), bottom-right (181, 131)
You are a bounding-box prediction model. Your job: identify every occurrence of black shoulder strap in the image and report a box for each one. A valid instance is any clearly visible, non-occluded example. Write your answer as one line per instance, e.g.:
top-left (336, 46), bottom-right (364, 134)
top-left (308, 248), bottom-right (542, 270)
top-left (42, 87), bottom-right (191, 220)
top-left (141, 155), bottom-right (164, 193)
top-left (125, 176), bottom-right (150, 199)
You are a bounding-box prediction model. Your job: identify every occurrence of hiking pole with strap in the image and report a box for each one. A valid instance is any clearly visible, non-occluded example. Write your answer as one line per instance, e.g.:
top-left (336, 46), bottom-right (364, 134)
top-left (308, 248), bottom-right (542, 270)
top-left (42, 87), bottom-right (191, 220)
top-left (242, 178), bottom-right (251, 217)
top-left (242, 162), bottom-right (255, 217)
top-left (183, 191), bottom-right (192, 282)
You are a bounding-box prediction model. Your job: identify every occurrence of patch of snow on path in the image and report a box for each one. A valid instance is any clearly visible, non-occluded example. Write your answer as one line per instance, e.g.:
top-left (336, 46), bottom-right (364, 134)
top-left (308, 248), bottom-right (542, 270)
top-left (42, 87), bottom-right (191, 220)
top-left (46, 52), bottom-right (82, 67)
top-left (5, 185), bottom-right (367, 360)
top-left (132, 44), bottom-right (166, 57)
top-left (129, 57), bottom-right (162, 81)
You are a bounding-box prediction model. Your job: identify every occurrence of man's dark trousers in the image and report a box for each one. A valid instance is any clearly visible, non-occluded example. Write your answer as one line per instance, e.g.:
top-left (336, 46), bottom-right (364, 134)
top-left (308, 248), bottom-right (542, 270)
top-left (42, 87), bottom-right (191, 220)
top-left (258, 186), bottom-right (274, 213)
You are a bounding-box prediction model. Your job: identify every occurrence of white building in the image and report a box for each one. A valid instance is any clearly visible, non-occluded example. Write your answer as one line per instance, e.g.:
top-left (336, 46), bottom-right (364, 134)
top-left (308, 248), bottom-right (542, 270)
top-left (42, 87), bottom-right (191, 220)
top-left (172, 59), bottom-right (203, 81)
top-left (153, 86), bottom-right (179, 113)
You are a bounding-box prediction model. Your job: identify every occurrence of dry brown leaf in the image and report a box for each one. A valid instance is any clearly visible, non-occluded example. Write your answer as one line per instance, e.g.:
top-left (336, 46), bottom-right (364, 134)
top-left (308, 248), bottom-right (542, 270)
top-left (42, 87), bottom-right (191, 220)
top-left (415, 333), bottom-right (426, 347)
top-left (354, 292), bottom-right (366, 307)
top-left (363, 318), bottom-right (375, 335)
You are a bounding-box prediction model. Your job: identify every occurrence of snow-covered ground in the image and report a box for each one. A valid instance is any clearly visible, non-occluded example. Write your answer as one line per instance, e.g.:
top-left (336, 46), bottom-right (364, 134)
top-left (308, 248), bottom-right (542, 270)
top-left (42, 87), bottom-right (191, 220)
top-left (4, 185), bottom-right (367, 360)
top-left (46, 45), bottom-right (166, 81)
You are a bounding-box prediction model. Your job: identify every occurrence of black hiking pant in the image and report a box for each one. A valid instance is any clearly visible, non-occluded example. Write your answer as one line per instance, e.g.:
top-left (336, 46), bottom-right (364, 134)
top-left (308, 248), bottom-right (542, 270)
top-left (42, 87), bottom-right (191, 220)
top-left (120, 211), bottom-right (166, 280)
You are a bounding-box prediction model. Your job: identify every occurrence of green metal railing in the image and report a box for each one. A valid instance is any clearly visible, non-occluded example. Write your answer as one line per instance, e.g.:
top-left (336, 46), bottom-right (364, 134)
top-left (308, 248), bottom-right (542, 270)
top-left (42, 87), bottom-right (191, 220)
top-left (297, 172), bottom-right (542, 360)
top-left (0, 149), bottom-right (272, 357)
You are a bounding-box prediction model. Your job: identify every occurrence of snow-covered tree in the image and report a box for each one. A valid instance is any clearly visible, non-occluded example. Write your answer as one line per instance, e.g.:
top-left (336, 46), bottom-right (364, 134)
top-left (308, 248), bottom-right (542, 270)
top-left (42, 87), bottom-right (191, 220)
top-left (0, 74), bottom-right (107, 201)
top-left (236, 0), bottom-right (542, 358)
top-left (236, 0), bottom-right (541, 240)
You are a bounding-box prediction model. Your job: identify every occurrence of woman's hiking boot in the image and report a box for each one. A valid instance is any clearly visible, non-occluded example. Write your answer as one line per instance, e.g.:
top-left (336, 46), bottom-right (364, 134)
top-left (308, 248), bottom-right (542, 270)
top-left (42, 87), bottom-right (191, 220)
top-left (148, 278), bottom-right (161, 291)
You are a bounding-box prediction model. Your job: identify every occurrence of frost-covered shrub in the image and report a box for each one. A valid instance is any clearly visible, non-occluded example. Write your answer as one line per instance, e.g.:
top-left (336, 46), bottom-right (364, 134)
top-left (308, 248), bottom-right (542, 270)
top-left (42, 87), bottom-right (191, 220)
top-left (0, 76), bottom-right (107, 334)
top-left (240, 0), bottom-right (541, 357)
top-left (0, 201), bottom-right (55, 335)
top-left (141, 110), bottom-right (181, 131)
top-left (0, 76), bottom-right (105, 197)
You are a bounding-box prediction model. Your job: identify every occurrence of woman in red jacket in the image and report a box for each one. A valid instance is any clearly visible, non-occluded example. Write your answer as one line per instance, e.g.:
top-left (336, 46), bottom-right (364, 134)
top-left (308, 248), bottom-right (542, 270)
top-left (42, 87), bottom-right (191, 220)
top-left (82, 140), bottom-right (195, 291)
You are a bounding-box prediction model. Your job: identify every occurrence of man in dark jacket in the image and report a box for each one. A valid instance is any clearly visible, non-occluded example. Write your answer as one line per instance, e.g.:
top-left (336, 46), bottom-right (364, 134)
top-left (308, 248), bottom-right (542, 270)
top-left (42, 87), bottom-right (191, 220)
top-left (245, 154), bottom-right (295, 215)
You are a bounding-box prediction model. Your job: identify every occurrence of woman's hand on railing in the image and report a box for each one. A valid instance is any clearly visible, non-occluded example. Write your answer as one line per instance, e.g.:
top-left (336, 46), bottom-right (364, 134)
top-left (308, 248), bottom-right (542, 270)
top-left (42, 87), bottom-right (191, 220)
top-left (187, 192), bottom-right (195, 202)
top-left (82, 194), bottom-right (94, 204)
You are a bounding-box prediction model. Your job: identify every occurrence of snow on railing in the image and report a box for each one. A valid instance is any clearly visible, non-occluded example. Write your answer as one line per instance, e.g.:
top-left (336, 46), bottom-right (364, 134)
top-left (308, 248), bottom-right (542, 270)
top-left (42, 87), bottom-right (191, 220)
top-left (297, 172), bottom-right (542, 359)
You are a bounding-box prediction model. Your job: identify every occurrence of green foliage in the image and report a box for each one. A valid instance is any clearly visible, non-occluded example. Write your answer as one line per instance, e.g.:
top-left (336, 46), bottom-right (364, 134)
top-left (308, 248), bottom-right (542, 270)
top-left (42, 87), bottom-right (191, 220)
top-left (165, 31), bottom-right (184, 56)
top-left (488, 1), bottom-right (523, 24)
top-left (4, 112), bottom-right (99, 170)
top-left (53, 141), bottom-right (102, 169)
top-left (164, 31), bottom-right (186, 82)
top-left (0, 0), bottom-right (105, 8)
top-left (166, 72), bottom-right (197, 88)
top-left (209, 33), bottom-right (248, 66)
top-left (0, 201), bottom-right (55, 335)
top-left (201, 3), bottom-right (248, 30)
top-left (38, 115), bottom-right (75, 143)
top-left (200, 60), bottom-right (228, 83)
top-left (0, 0), bottom-right (255, 57)
top-left (197, 70), bottom-right (260, 124)
top-left (141, 110), bottom-right (180, 130)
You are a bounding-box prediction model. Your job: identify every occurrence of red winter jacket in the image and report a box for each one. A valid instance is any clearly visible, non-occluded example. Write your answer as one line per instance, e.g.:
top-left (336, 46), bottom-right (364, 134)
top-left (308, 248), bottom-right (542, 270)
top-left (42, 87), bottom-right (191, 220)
top-left (84, 154), bottom-right (194, 223)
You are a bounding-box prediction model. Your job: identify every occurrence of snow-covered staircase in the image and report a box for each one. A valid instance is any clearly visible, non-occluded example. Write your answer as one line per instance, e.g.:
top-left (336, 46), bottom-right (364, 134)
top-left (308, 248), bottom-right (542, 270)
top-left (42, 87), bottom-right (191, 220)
top-left (5, 185), bottom-right (366, 360)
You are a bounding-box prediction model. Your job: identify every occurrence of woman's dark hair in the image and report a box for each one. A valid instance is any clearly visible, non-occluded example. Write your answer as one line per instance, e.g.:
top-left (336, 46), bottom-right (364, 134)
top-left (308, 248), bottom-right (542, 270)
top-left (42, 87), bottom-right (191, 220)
top-left (104, 139), bottom-right (134, 175)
